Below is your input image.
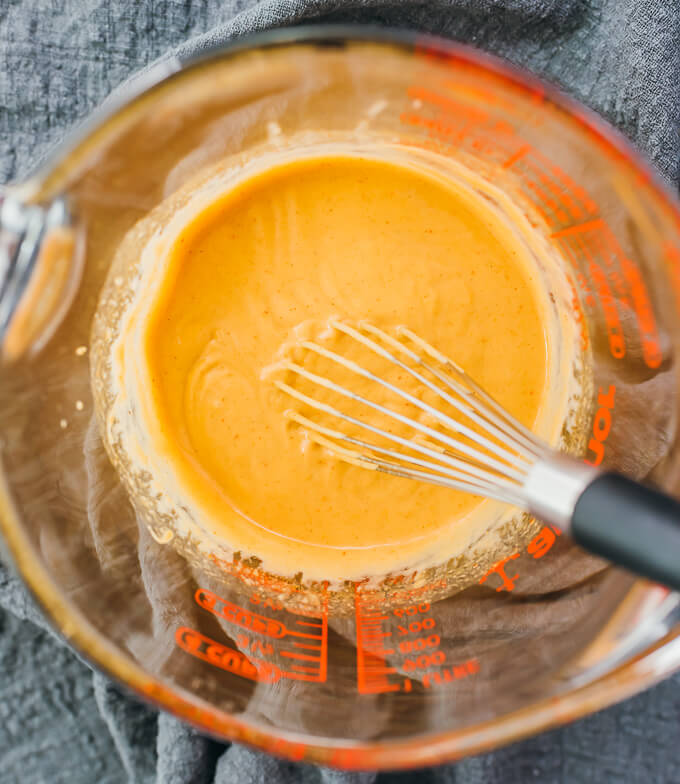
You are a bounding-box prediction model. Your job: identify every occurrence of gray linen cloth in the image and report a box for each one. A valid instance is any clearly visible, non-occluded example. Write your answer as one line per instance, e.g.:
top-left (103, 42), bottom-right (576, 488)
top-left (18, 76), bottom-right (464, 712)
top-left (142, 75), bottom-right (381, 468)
top-left (1, 1), bottom-right (680, 782)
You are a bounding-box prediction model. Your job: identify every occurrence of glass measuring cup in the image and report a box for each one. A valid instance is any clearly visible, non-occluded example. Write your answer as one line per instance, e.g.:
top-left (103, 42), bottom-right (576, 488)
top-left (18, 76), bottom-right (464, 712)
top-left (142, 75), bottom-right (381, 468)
top-left (2, 26), bottom-right (680, 769)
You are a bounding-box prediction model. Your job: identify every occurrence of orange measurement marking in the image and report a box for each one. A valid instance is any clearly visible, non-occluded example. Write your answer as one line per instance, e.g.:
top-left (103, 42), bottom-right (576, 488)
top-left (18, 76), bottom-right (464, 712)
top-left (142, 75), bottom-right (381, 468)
top-left (360, 664), bottom-right (397, 676)
top-left (587, 261), bottom-right (626, 359)
top-left (582, 220), bottom-right (663, 369)
top-left (400, 112), bottom-right (465, 143)
top-left (175, 627), bottom-right (282, 683)
top-left (561, 263), bottom-right (590, 352)
top-left (399, 115), bottom-right (515, 170)
top-left (527, 525), bottom-right (561, 558)
top-left (533, 149), bottom-right (599, 216)
top-left (525, 162), bottom-right (583, 221)
top-left (398, 633), bottom-right (440, 654)
top-left (287, 630), bottom-right (322, 641)
top-left (423, 659), bottom-right (479, 689)
top-left (290, 664), bottom-right (322, 674)
top-left (404, 85), bottom-right (591, 226)
top-left (480, 526), bottom-right (564, 594)
top-left (508, 153), bottom-right (581, 225)
top-left (440, 81), bottom-right (517, 113)
top-left (280, 651), bottom-right (320, 662)
top-left (574, 234), bottom-right (626, 360)
top-left (524, 178), bottom-right (561, 218)
top-left (393, 603), bottom-right (431, 616)
top-left (551, 217), bottom-right (605, 238)
top-left (620, 256), bottom-right (662, 369)
top-left (193, 584), bottom-right (328, 683)
top-left (407, 86), bottom-right (489, 123)
top-left (479, 552), bottom-right (520, 592)
top-left (400, 114), bottom-right (513, 161)
top-left (355, 589), bottom-right (410, 695)
top-left (561, 219), bottom-right (661, 368)
top-left (402, 650), bottom-right (446, 671)
top-left (195, 589), bottom-right (286, 638)
top-left (525, 178), bottom-right (570, 223)
top-left (250, 593), bottom-right (283, 612)
top-left (585, 385), bottom-right (616, 467)
top-left (519, 186), bottom-right (551, 225)
top-left (250, 639), bottom-right (274, 657)
top-left (556, 236), bottom-right (582, 270)
top-left (502, 144), bottom-right (530, 168)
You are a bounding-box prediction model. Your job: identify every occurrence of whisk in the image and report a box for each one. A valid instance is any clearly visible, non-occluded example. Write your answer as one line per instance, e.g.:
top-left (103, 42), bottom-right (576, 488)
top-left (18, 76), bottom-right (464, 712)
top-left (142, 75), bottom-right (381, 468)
top-left (273, 319), bottom-right (680, 592)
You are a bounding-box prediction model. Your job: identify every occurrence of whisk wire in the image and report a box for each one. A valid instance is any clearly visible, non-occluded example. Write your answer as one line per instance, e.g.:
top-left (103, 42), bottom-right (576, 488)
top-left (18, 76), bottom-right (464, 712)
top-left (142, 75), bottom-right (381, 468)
top-left (327, 320), bottom-right (540, 463)
top-left (273, 320), bottom-right (554, 504)
top-left (285, 410), bottom-right (526, 504)
top-left (278, 361), bottom-right (527, 483)
top-left (297, 338), bottom-right (528, 470)
top-left (355, 321), bottom-right (543, 459)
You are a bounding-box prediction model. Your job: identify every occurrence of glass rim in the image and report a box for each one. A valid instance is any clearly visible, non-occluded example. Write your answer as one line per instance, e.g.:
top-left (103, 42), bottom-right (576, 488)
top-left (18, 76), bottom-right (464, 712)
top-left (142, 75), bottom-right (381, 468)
top-left (3, 24), bottom-right (680, 770)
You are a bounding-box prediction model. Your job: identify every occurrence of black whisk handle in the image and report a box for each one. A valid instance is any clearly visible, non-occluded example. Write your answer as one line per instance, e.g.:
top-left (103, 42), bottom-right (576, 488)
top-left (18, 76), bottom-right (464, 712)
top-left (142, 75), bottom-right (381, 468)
top-left (571, 473), bottom-right (680, 592)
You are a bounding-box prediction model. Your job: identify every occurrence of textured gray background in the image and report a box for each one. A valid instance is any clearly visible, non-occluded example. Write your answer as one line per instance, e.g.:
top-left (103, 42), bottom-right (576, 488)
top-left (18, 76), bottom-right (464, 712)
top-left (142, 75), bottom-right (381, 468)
top-left (1, 1), bottom-right (680, 782)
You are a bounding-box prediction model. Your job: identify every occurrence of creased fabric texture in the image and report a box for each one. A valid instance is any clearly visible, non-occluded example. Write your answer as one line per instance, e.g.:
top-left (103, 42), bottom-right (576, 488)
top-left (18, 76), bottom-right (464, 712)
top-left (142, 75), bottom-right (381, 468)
top-left (1, 1), bottom-right (680, 782)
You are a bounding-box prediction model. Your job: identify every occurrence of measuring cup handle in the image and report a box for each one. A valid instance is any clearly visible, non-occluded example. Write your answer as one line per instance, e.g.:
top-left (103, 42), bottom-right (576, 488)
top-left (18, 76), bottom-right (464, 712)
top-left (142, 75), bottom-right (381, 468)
top-left (571, 473), bottom-right (680, 592)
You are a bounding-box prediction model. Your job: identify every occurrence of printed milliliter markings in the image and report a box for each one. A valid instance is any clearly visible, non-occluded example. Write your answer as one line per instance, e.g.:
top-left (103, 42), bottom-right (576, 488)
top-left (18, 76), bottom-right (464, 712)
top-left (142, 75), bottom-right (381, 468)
top-left (355, 590), bottom-right (478, 694)
top-left (175, 586), bottom-right (328, 684)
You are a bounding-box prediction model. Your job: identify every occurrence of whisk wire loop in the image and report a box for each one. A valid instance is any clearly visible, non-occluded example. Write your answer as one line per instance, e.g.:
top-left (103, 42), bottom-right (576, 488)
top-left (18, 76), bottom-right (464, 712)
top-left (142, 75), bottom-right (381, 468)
top-left (274, 320), bottom-right (548, 506)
